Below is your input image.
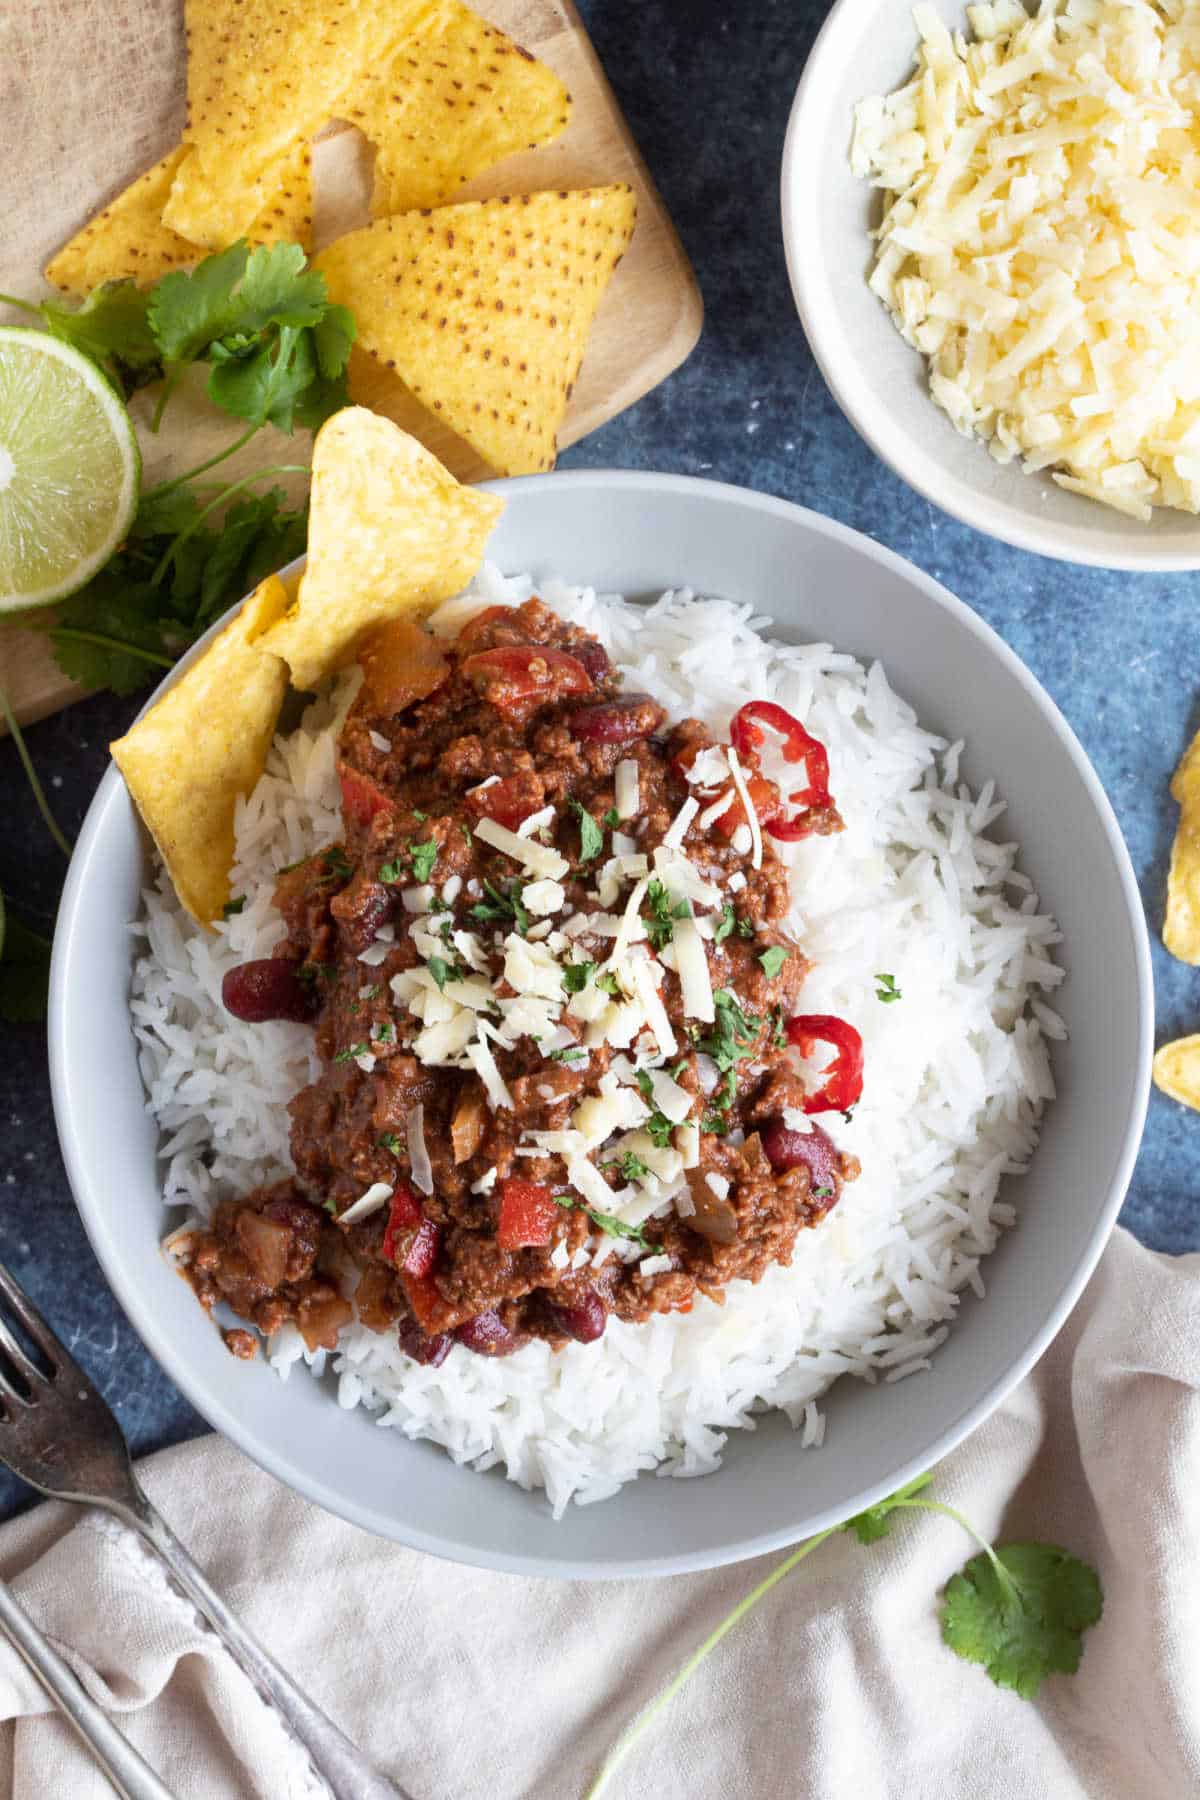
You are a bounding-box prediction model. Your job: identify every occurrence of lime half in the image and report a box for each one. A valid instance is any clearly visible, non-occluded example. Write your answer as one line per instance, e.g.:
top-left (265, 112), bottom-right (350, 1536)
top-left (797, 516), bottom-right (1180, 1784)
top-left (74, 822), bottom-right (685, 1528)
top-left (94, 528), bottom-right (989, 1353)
top-left (0, 326), bottom-right (140, 614)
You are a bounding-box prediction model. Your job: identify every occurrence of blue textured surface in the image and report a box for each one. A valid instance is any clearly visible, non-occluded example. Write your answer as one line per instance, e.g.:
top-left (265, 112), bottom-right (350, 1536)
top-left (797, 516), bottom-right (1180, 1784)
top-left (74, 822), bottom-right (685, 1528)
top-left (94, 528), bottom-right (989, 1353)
top-left (0, 0), bottom-right (1194, 1521)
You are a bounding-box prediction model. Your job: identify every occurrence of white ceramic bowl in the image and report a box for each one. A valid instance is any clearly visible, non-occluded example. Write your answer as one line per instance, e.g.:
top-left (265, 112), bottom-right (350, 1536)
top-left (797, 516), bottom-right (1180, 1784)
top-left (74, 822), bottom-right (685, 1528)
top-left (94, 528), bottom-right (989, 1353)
top-left (50, 471), bottom-right (1152, 1578)
top-left (781, 0), bottom-right (1200, 571)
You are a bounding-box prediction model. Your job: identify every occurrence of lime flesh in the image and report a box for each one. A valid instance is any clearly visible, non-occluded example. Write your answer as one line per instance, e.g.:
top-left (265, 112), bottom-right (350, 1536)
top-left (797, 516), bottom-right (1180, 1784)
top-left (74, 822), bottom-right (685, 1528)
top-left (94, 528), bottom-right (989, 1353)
top-left (0, 326), bottom-right (140, 614)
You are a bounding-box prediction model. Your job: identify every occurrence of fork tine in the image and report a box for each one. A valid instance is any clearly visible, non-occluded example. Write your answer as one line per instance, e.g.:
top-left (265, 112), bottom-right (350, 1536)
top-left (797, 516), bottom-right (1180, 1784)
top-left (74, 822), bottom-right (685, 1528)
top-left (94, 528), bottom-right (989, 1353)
top-left (0, 1316), bottom-right (45, 1399)
top-left (0, 1263), bottom-right (72, 1376)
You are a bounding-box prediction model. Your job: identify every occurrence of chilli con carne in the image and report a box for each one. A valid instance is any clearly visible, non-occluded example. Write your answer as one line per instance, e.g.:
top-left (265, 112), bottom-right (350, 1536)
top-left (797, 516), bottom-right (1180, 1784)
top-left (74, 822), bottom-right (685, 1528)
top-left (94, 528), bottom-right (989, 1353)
top-left (182, 598), bottom-right (862, 1365)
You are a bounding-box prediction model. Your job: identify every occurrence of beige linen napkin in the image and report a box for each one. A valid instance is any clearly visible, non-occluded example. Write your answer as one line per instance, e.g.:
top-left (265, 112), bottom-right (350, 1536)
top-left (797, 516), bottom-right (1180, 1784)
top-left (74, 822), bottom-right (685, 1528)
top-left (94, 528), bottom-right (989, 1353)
top-left (0, 1223), bottom-right (1195, 1800)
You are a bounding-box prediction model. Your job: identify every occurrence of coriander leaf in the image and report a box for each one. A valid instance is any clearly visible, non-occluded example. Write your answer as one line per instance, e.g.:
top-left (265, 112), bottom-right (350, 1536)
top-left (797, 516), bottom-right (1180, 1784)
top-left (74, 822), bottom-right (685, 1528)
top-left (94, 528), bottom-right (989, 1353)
top-left (714, 903), bottom-right (737, 945)
top-left (736, 916), bottom-right (755, 939)
top-left (371, 1021), bottom-right (396, 1043)
top-left (222, 895), bottom-right (245, 917)
top-left (470, 879), bottom-right (529, 934)
top-left (843, 1471), bottom-right (935, 1545)
top-left (759, 946), bottom-right (788, 979)
top-left (0, 897), bottom-right (51, 1025)
top-left (602, 807), bottom-right (620, 830)
top-left (321, 846), bottom-right (353, 882)
top-left (334, 1041), bottom-right (370, 1064)
top-left (562, 960), bottom-right (595, 994)
top-left (41, 281), bottom-right (160, 392)
top-left (207, 323), bottom-right (317, 432)
top-left (613, 1151), bottom-right (650, 1182)
top-left (596, 971), bottom-right (622, 997)
top-left (378, 1132), bottom-right (404, 1156)
top-left (427, 957), bottom-right (461, 991)
top-left (875, 973), bottom-right (902, 1003)
top-left (227, 242), bottom-right (329, 336)
top-left (50, 571), bottom-right (176, 696)
top-left (129, 485), bottom-right (203, 540)
top-left (149, 242), bottom-right (251, 363)
top-left (571, 799), bottom-right (604, 862)
top-left (548, 1046), bottom-right (586, 1063)
top-left (554, 1194), bottom-right (649, 1246)
top-left (643, 877), bottom-right (688, 950)
top-left (379, 859), bottom-right (404, 885)
top-left (634, 1069), bottom-right (675, 1147)
top-left (940, 1544), bottom-right (1103, 1699)
top-left (410, 839), bottom-right (439, 883)
top-left (311, 302), bottom-right (357, 377)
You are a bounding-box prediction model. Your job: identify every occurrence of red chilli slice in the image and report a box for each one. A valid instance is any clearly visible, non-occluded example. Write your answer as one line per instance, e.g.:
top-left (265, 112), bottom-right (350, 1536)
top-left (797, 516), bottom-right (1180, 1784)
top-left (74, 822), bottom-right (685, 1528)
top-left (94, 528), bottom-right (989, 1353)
top-left (786, 1014), bottom-right (864, 1115)
top-left (729, 700), bottom-right (840, 842)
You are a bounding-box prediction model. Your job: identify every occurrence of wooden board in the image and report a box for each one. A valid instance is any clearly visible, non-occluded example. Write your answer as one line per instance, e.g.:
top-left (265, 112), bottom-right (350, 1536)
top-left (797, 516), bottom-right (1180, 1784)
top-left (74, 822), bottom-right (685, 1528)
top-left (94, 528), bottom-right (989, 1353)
top-left (1, 0), bottom-right (702, 727)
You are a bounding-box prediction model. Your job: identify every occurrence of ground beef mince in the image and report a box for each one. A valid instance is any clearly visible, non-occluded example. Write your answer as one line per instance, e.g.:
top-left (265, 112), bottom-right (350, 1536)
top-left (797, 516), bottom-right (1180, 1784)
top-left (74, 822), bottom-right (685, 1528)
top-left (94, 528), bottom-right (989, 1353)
top-left (188, 597), bottom-right (861, 1363)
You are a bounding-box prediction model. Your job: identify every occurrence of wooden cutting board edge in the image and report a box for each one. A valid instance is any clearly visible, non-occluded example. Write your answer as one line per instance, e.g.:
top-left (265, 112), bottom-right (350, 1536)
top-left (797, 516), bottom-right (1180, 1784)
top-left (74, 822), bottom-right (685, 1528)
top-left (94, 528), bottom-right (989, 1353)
top-left (1, 0), bottom-right (703, 731)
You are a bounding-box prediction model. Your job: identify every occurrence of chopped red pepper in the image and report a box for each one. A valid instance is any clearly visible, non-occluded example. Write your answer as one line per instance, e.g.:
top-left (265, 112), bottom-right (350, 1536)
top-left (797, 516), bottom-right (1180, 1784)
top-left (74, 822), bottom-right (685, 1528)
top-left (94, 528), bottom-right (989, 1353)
top-left (786, 1014), bottom-right (864, 1114)
top-left (400, 1217), bottom-right (441, 1279)
top-left (464, 770), bottom-right (546, 832)
top-left (339, 765), bottom-right (394, 827)
top-left (380, 1181), bottom-right (422, 1264)
top-left (711, 771), bottom-right (781, 839)
top-left (454, 604), bottom-right (514, 653)
top-left (496, 1179), bottom-right (559, 1250)
top-left (402, 1271), bottom-right (446, 1334)
top-left (729, 701), bottom-right (841, 842)
top-left (460, 645), bottom-right (593, 721)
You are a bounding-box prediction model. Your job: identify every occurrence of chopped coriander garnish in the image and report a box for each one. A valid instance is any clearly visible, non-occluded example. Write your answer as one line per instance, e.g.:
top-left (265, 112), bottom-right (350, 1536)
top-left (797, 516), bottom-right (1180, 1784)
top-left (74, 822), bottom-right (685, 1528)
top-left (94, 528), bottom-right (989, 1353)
top-left (372, 1021), bottom-right (396, 1044)
top-left (377, 1132), bottom-right (404, 1156)
top-left (278, 856), bottom-right (307, 875)
top-left (298, 961), bottom-right (336, 986)
top-left (602, 806), bottom-right (620, 829)
top-left (469, 879), bottom-right (530, 935)
top-left (643, 877), bottom-right (689, 950)
top-left (221, 895), bottom-right (245, 917)
top-left (323, 1197), bottom-right (339, 1217)
top-left (604, 1151), bottom-right (650, 1183)
top-left (570, 799), bottom-right (604, 862)
top-left (321, 846), bottom-right (353, 882)
top-left (770, 1004), bottom-right (788, 1048)
top-left (461, 822), bottom-right (473, 848)
top-left (429, 895), bottom-right (452, 914)
top-left (875, 972), bottom-right (902, 1003)
top-left (334, 1041), bottom-right (369, 1064)
top-left (562, 960), bottom-right (595, 994)
top-left (634, 1070), bottom-right (676, 1147)
top-left (548, 1045), bottom-right (586, 1064)
top-left (378, 859), bottom-right (404, 884)
top-left (737, 915), bottom-right (755, 939)
top-left (713, 903), bottom-right (737, 945)
top-left (554, 1194), bottom-right (650, 1247)
top-left (427, 956), bottom-right (462, 990)
top-left (361, 983), bottom-right (381, 999)
top-left (812, 1185), bottom-right (834, 1199)
top-left (596, 970), bottom-right (622, 997)
top-left (411, 810), bottom-right (427, 822)
top-left (410, 838), bottom-right (438, 884)
top-left (759, 946), bottom-right (788, 979)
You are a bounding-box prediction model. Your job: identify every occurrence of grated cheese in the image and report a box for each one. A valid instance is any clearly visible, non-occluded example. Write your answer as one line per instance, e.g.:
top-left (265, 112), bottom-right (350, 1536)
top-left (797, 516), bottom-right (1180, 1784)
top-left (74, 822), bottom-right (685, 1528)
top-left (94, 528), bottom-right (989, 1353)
top-left (672, 917), bottom-right (716, 1022)
top-left (726, 746), bottom-right (763, 868)
top-left (662, 795), bottom-right (699, 850)
top-left (338, 1182), bottom-right (393, 1226)
top-left (466, 1021), bottom-right (515, 1109)
top-left (626, 947), bottom-right (678, 1060)
top-left (852, 0), bottom-right (1200, 521)
top-left (647, 1066), bottom-right (692, 1124)
top-left (406, 1103), bottom-right (434, 1194)
top-left (473, 816), bottom-right (569, 881)
top-left (615, 759), bottom-right (641, 819)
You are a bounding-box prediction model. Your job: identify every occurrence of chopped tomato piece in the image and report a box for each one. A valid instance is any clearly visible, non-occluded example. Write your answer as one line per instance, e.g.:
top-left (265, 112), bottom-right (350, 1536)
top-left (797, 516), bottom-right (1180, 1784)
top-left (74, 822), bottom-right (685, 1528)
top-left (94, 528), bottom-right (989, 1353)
top-left (399, 1218), bottom-right (441, 1279)
top-left (786, 1014), bottom-right (864, 1114)
top-left (711, 772), bottom-right (781, 838)
top-left (380, 1181), bottom-right (422, 1263)
top-left (460, 646), bottom-right (593, 722)
top-left (359, 618), bottom-right (448, 716)
top-left (496, 1179), bottom-right (559, 1249)
top-left (339, 765), bottom-right (394, 827)
top-left (464, 770), bottom-right (546, 832)
top-left (454, 605), bottom-right (514, 654)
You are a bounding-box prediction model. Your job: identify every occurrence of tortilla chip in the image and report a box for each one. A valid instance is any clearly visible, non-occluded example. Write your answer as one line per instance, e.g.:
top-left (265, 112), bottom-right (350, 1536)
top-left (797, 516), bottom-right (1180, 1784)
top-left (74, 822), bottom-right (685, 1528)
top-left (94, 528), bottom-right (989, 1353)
top-left (315, 185), bottom-right (637, 475)
top-left (45, 140), bottom-right (314, 295)
top-left (257, 408), bottom-right (503, 691)
top-left (1164, 727), bottom-right (1200, 963)
top-left (162, 0), bottom-right (423, 248)
top-left (1153, 1036), bottom-right (1200, 1111)
top-left (111, 577), bottom-right (291, 924)
top-left (344, 5), bottom-right (571, 216)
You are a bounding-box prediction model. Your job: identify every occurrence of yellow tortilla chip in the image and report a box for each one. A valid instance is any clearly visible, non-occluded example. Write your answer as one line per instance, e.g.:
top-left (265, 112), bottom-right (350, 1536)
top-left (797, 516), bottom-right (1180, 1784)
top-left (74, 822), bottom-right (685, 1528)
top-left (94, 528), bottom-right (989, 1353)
top-left (111, 577), bottom-right (291, 924)
top-left (1153, 1036), bottom-right (1200, 1111)
top-left (162, 0), bottom-right (423, 248)
top-left (258, 408), bottom-right (503, 691)
top-left (45, 141), bottom-right (314, 295)
top-left (315, 185), bottom-right (637, 475)
top-left (1164, 727), bottom-right (1200, 963)
top-left (344, 5), bottom-right (571, 216)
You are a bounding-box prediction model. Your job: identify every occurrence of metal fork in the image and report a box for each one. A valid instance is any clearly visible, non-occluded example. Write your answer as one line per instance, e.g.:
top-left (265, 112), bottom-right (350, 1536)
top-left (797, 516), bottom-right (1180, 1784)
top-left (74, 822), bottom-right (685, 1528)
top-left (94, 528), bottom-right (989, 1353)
top-left (0, 1261), bottom-right (407, 1800)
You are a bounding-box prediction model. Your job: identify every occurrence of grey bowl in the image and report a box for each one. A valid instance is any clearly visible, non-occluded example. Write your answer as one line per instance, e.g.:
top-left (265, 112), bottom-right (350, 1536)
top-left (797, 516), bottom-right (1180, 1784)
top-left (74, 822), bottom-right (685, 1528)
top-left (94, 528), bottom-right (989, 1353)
top-left (49, 471), bottom-right (1152, 1578)
top-left (781, 0), bottom-right (1200, 570)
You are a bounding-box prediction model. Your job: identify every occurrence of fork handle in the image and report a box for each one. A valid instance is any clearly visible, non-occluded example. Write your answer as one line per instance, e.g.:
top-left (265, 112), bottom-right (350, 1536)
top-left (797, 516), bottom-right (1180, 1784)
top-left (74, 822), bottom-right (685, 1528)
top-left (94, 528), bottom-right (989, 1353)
top-left (0, 1573), bottom-right (177, 1800)
top-left (122, 1489), bottom-right (408, 1800)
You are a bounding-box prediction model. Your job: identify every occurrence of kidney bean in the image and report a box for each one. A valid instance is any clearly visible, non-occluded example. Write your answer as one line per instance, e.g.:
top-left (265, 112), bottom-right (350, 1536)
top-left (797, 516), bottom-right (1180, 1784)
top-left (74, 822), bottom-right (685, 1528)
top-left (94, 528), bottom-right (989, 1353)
top-left (760, 1117), bottom-right (839, 1191)
top-left (398, 1317), bottom-right (453, 1368)
top-left (572, 640), bottom-right (610, 681)
top-left (547, 1289), bottom-right (607, 1344)
top-left (221, 959), bottom-right (318, 1024)
top-left (455, 1309), bottom-right (520, 1356)
top-left (568, 693), bottom-right (661, 744)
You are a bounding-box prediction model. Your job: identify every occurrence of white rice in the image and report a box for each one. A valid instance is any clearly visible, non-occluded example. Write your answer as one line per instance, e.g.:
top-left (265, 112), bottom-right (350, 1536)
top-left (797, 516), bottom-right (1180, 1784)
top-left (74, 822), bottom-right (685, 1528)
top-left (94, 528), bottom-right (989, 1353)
top-left (131, 570), bottom-right (1062, 1517)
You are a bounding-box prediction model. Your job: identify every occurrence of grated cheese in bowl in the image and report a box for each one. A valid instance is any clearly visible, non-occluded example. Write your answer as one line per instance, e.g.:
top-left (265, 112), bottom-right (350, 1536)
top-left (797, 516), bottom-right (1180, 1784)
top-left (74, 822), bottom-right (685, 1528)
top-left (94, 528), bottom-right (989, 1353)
top-left (852, 0), bottom-right (1200, 523)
